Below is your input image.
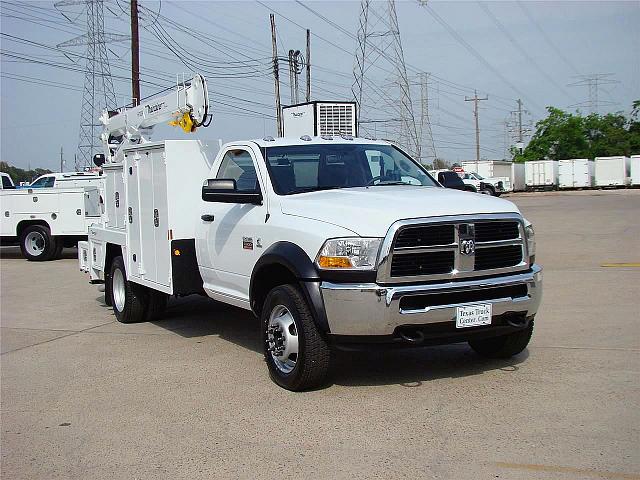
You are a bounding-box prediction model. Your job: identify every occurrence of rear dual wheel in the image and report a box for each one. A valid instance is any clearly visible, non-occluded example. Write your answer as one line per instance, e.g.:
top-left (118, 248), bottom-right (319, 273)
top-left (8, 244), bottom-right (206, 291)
top-left (19, 225), bottom-right (62, 261)
top-left (109, 256), bottom-right (168, 323)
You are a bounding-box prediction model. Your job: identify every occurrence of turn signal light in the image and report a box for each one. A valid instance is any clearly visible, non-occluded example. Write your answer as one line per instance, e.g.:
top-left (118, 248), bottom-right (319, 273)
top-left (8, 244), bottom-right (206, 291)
top-left (318, 256), bottom-right (352, 268)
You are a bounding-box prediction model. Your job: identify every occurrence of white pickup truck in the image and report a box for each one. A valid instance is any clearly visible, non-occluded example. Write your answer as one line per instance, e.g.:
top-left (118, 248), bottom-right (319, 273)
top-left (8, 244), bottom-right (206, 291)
top-left (79, 75), bottom-right (542, 390)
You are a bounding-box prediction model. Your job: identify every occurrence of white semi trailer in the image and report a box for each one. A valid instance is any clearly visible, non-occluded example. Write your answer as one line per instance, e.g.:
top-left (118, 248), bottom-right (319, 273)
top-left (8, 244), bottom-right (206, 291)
top-left (525, 160), bottom-right (559, 190)
top-left (594, 156), bottom-right (631, 187)
top-left (558, 159), bottom-right (594, 189)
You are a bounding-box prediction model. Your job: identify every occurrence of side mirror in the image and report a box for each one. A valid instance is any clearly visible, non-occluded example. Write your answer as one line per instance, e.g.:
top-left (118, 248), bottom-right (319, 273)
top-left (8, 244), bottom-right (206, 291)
top-left (202, 179), bottom-right (263, 205)
top-left (93, 154), bottom-right (106, 167)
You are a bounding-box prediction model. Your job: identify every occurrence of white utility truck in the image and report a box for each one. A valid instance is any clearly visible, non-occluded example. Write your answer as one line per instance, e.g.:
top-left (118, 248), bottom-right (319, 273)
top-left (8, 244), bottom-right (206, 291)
top-left (459, 171), bottom-right (510, 196)
top-left (29, 171), bottom-right (103, 189)
top-left (79, 75), bottom-right (542, 391)
top-left (1, 183), bottom-right (101, 260)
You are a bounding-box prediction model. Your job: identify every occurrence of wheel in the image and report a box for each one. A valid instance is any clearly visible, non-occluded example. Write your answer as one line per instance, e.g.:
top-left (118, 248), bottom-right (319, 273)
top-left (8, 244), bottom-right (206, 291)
top-left (262, 284), bottom-right (330, 391)
top-left (51, 237), bottom-right (64, 260)
top-left (463, 185), bottom-right (477, 193)
top-left (109, 256), bottom-right (148, 323)
top-left (469, 321), bottom-right (534, 359)
top-left (19, 224), bottom-right (56, 261)
top-left (145, 289), bottom-right (168, 321)
top-left (480, 186), bottom-right (495, 196)
top-left (104, 270), bottom-right (113, 306)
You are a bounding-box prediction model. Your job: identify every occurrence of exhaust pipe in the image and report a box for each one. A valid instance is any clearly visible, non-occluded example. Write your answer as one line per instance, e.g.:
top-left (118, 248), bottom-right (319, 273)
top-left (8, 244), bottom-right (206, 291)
top-left (397, 328), bottom-right (425, 344)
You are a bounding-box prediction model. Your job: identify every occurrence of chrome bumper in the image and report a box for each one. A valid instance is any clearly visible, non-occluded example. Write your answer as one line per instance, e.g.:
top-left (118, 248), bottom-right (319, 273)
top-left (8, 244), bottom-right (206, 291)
top-left (320, 264), bottom-right (542, 336)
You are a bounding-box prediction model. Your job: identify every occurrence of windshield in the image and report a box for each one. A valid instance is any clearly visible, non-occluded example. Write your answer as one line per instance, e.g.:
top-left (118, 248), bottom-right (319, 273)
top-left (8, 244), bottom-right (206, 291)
top-left (473, 173), bottom-right (484, 180)
top-left (263, 143), bottom-right (437, 195)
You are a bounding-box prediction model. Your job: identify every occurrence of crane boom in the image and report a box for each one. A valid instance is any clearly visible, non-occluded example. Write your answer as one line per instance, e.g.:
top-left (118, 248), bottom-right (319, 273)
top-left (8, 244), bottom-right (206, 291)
top-left (100, 74), bottom-right (210, 163)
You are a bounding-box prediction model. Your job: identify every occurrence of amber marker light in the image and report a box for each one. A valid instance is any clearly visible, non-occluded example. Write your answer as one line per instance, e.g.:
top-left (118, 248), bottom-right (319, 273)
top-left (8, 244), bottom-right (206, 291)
top-left (317, 256), bottom-right (352, 268)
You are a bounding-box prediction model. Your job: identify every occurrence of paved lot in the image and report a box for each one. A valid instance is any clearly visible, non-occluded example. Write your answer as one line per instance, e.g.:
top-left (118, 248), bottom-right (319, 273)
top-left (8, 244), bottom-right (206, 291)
top-left (1, 190), bottom-right (639, 479)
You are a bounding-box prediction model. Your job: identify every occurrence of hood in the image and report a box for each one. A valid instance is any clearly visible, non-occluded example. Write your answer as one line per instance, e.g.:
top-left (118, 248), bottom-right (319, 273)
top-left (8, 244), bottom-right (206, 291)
top-left (279, 186), bottom-right (520, 237)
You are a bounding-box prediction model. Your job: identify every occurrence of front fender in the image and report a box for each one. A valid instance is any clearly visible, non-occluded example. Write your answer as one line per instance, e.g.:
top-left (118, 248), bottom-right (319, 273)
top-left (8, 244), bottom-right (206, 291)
top-left (250, 241), bottom-right (329, 333)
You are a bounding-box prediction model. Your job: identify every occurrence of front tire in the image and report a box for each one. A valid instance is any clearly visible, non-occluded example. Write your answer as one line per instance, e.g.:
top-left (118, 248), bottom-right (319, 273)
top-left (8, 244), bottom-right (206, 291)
top-left (20, 225), bottom-right (55, 261)
top-left (469, 321), bottom-right (534, 358)
top-left (262, 284), bottom-right (330, 391)
top-left (109, 256), bottom-right (148, 323)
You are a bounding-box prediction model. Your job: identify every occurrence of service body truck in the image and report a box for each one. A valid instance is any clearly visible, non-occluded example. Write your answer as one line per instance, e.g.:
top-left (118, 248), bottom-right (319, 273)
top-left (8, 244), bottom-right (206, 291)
top-left (1, 183), bottom-right (101, 260)
top-left (80, 75), bottom-right (542, 391)
top-left (30, 172), bottom-right (103, 189)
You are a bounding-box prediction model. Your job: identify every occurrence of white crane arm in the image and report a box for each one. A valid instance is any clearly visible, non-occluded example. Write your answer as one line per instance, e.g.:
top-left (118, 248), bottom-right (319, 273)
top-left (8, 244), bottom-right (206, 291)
top-left (100, 74), bottom-right (210, 163)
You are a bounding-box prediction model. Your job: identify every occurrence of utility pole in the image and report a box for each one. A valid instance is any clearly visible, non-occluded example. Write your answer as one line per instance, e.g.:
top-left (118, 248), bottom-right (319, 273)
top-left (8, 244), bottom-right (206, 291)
top-left (60, 146), bottom-right (64, 173)
top-left (131, 0), bottom-right (140, 105)
top-left (465, 90), bottom-right (488, 162)
top-left (270, 14), bottom-right (282, 136)
top-left (306, 29), bottom-right (311, 102)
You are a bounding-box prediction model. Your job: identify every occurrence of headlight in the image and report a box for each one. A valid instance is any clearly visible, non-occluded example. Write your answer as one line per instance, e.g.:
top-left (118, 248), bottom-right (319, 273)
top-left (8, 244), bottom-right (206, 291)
top-left (524, 221), bottom-right (536, 260)
top-left (316, 238), bottom-right (382, 270)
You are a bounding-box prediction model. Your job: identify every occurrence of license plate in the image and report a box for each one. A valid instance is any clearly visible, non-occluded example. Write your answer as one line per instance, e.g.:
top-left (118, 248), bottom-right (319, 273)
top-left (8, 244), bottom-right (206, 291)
top-left (456, 304), bottom-right (492, 328)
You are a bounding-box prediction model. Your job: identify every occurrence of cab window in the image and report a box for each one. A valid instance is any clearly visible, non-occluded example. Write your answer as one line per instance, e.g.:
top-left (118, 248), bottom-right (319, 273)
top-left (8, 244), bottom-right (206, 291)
top-left (216, 149), bottom-right (260, 192)
top-left (31, 176), bottom-right (55, 188)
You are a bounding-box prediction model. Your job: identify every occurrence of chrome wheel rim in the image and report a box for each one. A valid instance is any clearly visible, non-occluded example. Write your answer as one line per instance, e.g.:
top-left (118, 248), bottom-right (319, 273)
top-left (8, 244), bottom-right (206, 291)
top-left (266, 305), bottom-right (299, 374)
top-left (112, 268), bottom-right (126, 312)
top-left (25, 231), bottom-right (45, 256)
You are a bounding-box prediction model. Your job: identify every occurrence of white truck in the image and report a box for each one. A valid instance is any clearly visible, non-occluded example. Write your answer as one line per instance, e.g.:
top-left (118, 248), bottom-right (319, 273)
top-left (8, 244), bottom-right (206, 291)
top-left (459, 171), bottom-right (510, 196)
top-left (79, 75), bottom-right (542, 391)
top-left (29, 171), bottom-right (103, 189)
top-left (1, 181), bottom-right (101, 260)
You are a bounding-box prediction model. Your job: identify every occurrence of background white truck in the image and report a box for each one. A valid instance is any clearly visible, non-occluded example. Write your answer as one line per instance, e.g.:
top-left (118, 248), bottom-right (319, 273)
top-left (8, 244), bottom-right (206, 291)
top-left (79, 74), bottom-right (542, 391)
top-left (1, 184), bottom-right (101, 260)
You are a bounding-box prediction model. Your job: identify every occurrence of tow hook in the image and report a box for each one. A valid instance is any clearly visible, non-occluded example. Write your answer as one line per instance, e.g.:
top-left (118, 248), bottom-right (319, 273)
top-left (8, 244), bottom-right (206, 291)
top-left (397, 328), bottom-right (425, 344)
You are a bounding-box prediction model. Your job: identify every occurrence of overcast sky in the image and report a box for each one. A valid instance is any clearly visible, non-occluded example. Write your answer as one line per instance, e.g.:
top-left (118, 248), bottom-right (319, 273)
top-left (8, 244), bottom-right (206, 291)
top-left (1, 0), bottom-right (638, 171)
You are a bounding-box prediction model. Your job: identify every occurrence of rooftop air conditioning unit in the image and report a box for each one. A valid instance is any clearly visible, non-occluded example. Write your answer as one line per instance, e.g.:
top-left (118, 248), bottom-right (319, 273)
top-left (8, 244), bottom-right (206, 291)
top-left (282, 101), bottom-right (358, 138)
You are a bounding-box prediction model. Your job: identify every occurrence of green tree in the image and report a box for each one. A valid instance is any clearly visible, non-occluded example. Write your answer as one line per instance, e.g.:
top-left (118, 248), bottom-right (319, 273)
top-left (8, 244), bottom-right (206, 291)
top-left (0, 162), bottom-right (52, 184)
top-left (513, 102), bottom-right (640, 162)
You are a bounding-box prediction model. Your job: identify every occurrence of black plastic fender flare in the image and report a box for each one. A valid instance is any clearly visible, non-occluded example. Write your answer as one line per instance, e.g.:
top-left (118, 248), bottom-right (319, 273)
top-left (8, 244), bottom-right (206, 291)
top-left (250, 241), bottom-right (330, 333)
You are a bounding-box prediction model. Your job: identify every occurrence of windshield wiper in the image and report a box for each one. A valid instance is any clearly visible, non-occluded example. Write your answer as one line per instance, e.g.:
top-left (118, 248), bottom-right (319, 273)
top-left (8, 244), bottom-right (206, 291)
top-left (291, 185), bottom-right (343, 194)
top-left (371, 181), bottom-right (412, 186)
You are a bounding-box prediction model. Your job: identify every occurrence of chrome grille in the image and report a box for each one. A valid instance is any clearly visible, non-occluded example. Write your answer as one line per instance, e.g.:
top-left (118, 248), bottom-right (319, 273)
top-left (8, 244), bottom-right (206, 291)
top-left (379, 214), bottom-right (529, 283)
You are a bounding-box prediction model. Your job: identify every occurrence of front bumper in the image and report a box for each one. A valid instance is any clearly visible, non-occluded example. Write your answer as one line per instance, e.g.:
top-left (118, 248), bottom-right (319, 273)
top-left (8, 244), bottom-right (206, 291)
top-left (320, 264), bottom-right (542, 337)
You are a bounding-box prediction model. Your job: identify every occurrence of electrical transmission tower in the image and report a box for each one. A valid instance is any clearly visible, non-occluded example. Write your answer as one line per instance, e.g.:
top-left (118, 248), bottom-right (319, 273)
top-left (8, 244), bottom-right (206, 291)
top-left (352, 0), bottom-right (431, 163)
top-left (56, 0), bottom-right (127, 170)
top-left (568, 73), bottom-right (619, 114)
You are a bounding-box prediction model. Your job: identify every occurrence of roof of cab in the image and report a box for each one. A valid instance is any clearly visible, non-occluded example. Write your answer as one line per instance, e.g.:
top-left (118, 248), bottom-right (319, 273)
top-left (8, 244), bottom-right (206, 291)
top-left (240, 136), bottom-right (393, 149)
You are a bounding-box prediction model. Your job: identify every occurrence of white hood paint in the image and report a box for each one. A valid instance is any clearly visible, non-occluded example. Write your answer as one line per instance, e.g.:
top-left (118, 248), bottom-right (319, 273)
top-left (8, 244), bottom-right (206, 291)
top-left (279, 186), bottom-right (521, 237)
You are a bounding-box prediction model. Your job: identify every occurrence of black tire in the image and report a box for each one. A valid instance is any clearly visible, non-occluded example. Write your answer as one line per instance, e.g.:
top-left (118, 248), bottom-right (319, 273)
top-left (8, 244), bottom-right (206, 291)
top-left (51, 237), bottom-right (64, 260)
top-left (262, 284), bottom-right (330, 391)
top-left (463, 185), bottom-right (477, 193)
top-left (145, 289), bottom-right (168, 321)
top-left (480, 186), bottom-right (495, 196)
top-left (109, 256), bottom-right (148, 324)
top-left (469, 321), bottom-right (534, 359)
top-left (19, 224), bottom-right (56, 261)
top-left (104, 270), bottom-right (113, 306)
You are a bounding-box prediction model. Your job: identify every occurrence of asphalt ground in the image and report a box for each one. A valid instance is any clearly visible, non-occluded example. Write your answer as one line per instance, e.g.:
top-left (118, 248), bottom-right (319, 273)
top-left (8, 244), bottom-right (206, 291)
top-left (1, 189), bottom-right (639, 479)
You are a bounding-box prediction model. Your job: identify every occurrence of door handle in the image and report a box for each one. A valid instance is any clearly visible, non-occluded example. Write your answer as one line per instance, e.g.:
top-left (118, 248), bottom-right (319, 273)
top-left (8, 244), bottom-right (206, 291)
top-left (201, 214), bottom-right (215, 222)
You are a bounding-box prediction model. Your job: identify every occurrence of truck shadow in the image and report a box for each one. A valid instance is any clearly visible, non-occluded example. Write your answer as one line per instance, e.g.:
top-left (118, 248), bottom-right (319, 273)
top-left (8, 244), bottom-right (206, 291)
top-left (154, 296), bottom-right (529, 388)
top-left (0, 246), bottom-right (77, 260)
top-left (330, 347), bottom-right (529, 387)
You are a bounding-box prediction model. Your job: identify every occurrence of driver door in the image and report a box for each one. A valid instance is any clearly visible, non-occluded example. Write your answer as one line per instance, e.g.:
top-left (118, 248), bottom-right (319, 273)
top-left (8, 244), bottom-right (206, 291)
top-left (198, 146), bottom-right (267, 306)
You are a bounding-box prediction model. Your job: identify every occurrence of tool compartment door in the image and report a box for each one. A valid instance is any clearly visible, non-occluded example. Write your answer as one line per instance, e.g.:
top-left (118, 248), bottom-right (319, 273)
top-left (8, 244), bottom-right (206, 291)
top-left (150, 149), bottom-right (170, 287)
top-left (125, 147), bottom-right (170, 287)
